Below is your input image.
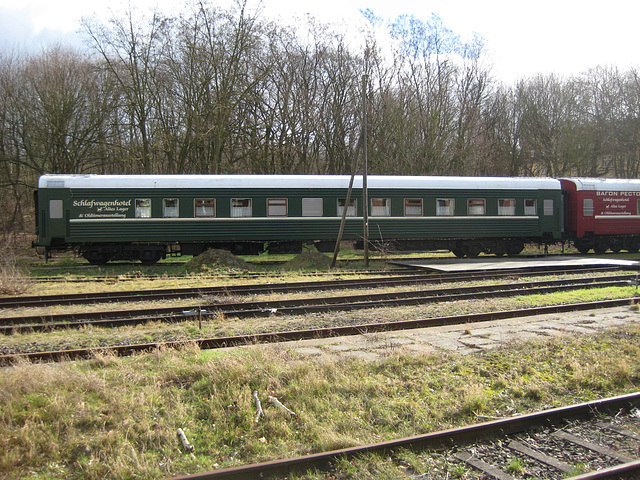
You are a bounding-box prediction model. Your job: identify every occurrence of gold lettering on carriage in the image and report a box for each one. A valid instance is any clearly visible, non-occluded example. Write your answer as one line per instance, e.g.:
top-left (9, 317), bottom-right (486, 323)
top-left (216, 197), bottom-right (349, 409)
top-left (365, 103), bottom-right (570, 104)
top-left (72, 199), bottom-right (132, 218)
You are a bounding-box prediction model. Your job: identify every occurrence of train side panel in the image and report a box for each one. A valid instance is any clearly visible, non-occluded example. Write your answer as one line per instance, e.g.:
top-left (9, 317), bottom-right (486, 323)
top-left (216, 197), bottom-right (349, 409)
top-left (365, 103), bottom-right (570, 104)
top-left (60, 186), bottom-right (562, 241)
top-left (34, 174), bottom-right (564, 263)
top-left (560, 178), bottom-right (640, 253)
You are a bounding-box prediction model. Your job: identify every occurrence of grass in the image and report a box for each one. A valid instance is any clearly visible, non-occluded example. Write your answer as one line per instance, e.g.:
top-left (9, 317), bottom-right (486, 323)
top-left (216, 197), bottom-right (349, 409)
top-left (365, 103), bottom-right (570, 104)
top-left (2, 322), bottom-right (640, 479)
top-left (0, 250), bottom-right (33, 296)
top-left (2, 247), bottom-right (640, 478)
top-left (505, 457), bottom-right (526, 475)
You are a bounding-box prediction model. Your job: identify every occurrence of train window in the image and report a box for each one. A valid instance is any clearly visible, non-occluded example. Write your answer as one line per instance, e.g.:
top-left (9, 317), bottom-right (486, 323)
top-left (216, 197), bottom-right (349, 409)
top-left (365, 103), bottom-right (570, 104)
top-left (302, 198), bottom-right (323, 216)
top-left (49, 200), bottom-right (63, 219)
top-left (337, 198), bottom-right (357, 216)
top-left (267, 198), bottom-right (288, 216)
top-left (404, 198), bottom-right (423, 216)
top-left (135, 198), bottom-right (151, 218)
top-left (163, 198), bottom-right (179, 218)
top-left (231, 198), bottom-right (252, 217)
top-left (583, 199), bottom-right (594, 216)
top-left (371, 198), bottom-right (391, 216)
top-left (436, 198), bottom-right (454, 216)
top-left (524, 199), bottom-right (537, 215)
top-left (194, 198), bottom-right (215, 217)
top-left (468, 198), bottom-right (486, 216)
top-left (544, 199), bottom-right (554, 216)
top-left (498, 198), bottom-right (516, 216)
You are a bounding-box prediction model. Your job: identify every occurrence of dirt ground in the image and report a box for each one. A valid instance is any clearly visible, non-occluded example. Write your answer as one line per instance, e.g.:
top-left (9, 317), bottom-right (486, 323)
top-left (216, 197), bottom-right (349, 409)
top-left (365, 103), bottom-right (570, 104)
top-left (249, 305), bottom-right (639, 362)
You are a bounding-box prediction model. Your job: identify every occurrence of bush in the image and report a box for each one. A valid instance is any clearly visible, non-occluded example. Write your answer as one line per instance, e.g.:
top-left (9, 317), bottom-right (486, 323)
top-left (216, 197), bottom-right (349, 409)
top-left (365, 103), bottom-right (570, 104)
top-left (0, 249), bottom-right (32, 295)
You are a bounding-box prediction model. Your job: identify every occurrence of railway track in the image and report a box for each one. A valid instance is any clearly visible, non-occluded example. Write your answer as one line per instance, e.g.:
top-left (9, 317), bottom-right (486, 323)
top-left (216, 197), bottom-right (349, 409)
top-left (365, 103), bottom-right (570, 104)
top-left (0, 297), bottom-right (636, 366)
top-left (31, 267), bottom-right (420, 284)
top-left (165, 392), bottom-right (640, 479)
top-left (0, 266), bottom-right (626, 310)
top-left (0, 275), bottom-right (635, 334)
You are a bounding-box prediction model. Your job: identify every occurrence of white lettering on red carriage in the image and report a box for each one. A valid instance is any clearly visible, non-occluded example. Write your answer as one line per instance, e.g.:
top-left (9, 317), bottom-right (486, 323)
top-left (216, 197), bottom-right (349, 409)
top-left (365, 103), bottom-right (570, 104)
top-left (596, 191), bottom-right (633, 215)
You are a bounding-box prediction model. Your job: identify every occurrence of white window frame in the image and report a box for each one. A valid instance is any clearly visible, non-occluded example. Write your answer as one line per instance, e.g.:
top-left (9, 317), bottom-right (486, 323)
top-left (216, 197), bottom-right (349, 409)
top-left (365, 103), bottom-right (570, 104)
top-left (498, 198), bottom-right (516, 216)
top-left (135, 198), bottom-right (151, 218)
top-left (544, 199), bottom-right (554, 216)
top-left (468, 198), bottom-right (486, 216)
top-left (231, 198), bottom-right (252, 218)
top-left (163, 198), bottom-right (179, 218)
top-left (524, 199), bottom-right (537, 216)
top-left (371, 198), bottom-right (391, 216)
top-left (437, 198), bottom-right (455, 216)
top-left (302, 198), bottom-right (323, 217)
top-left (194, 198), bottom-right (215, 217)
top-left (404, 198), bottom-right (423, 216)
top-left (267, 198), bottom-right (288, 217)
top-left (337, 198), bottom-right (357, 217)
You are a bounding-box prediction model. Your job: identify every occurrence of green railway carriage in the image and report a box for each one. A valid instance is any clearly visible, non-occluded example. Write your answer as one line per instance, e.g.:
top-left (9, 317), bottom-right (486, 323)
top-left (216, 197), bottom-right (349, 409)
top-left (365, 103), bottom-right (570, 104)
top-left (34, 174), bottom-right (564, 264)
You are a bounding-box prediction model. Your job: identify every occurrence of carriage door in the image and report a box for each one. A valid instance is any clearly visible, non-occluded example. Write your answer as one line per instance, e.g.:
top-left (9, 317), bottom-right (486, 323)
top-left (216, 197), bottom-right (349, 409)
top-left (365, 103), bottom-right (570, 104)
top-left (47, 198), bottom-right (67, 242)
top-left (580, 183), bottom-right (596, 235)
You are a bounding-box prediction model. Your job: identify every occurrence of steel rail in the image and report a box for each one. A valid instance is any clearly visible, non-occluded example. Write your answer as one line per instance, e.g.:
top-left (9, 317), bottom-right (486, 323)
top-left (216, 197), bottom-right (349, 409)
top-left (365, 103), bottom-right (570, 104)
top-left (0, 276), bottom-right (633, 333)
top-left (568, 460), bottom-right (640, 479)
top-left (161, 392), bottom-right (640, 480)
top-left (32, 268), bottom-right (425, 283)
top-left (0, 266), bottom-right (623, 310)
top-left (7, 274), bottom-right (433, 308)
top-left (0, 297), bottom-right (635, 365)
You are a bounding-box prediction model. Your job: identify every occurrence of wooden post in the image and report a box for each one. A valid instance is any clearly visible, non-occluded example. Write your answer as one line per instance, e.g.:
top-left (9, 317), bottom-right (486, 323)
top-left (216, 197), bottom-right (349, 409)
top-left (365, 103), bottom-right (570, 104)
top-left (331, 140), bottom-right (362, 268)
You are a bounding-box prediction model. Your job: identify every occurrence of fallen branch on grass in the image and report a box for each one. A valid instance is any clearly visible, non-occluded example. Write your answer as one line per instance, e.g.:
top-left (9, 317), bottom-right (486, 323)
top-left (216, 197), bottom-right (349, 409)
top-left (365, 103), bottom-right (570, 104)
top-left (268, 395), bottom-right (297, 417)
top-left (177, 428), bottom-right (194, 452)
top-left (253, 390), bottom-right (264, 423)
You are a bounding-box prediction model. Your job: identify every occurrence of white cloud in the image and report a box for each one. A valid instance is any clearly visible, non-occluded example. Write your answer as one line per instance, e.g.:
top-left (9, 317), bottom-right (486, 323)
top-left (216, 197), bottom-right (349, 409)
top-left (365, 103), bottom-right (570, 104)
top-left (0, 0), bottom-right (638, 82)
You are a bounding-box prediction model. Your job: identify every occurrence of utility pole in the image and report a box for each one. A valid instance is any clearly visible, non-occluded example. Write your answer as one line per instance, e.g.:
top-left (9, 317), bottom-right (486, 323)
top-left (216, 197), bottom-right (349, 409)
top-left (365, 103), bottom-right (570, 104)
top-left (362, 73), bottom-right (369, 267)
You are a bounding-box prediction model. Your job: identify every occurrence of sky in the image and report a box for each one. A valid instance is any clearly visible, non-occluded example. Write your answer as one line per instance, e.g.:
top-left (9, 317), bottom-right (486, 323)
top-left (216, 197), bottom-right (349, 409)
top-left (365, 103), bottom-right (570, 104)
top-left (0, 0), bottom-right (638, 83)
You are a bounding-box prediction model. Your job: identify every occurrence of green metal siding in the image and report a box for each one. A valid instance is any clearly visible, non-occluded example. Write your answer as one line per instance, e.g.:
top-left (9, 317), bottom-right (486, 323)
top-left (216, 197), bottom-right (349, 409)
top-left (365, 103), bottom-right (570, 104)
top-left (38, 183), bottom-right (564, 246)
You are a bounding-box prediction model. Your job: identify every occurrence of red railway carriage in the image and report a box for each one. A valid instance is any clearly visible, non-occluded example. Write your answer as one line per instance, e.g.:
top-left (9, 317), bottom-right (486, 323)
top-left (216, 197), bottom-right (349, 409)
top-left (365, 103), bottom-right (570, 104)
top-left (560, 178), bottom-right (640, 253)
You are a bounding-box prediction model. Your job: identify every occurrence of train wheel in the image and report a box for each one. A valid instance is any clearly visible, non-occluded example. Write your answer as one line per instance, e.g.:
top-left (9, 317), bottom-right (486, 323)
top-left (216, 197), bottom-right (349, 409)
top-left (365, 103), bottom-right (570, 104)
top-left (465, 245), bottom-right (482, 258)
top-left (576, 246), bottom-right (590, 254)
top-left (492, 243), bottom-right (508, 257)
top-left (625, 239), bottom-right (640, 253)
top-left (507, 242), bottom-right (524, 256)
top-left (594, 239), bottom-right (608, 255)
top-left (82, 250), bottom-right (112, 265)
top-left (140, 251), bottom-right (164, 265)
top-left (452, 249), bottom-right (465, 258)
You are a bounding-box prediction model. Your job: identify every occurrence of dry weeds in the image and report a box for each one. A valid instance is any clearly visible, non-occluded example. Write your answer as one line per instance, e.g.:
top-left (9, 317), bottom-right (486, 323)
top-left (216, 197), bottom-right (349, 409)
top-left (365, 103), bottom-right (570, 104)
top-left (2, 324), bottom-right (640, 479)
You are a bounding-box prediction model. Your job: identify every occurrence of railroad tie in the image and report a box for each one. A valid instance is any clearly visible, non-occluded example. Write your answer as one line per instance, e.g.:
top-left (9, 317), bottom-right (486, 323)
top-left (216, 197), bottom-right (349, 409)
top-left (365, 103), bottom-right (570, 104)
top-left (453, 450), bottom-right (516, 480)
top-left (508, 440), bottom-right (573, 473)
top-left (597, 421), bottom-right (640, 441)
top-left (552, 430), bottom-right (635, 463)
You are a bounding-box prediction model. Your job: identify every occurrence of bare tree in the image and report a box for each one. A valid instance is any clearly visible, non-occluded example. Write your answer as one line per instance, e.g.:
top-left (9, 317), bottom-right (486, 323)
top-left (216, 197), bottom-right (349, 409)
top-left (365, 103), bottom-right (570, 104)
top-left (83, 6), bottom-right (170, 173)
top-left (479, 84), bottom-right (527, 175)
top-left (19, 47), bottom-right (112, 174)
top-left (0, 50), bottom-right (29, 233)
